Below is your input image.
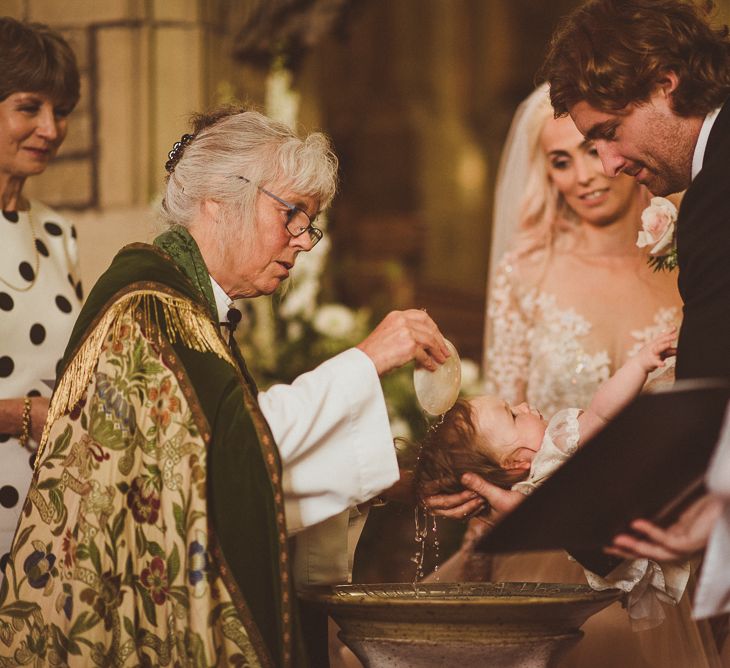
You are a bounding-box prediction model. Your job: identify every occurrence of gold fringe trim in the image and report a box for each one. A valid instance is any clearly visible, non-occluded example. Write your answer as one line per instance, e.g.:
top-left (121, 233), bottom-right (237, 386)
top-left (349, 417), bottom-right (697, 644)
top-left (36, 290), bottom-right (234, 470)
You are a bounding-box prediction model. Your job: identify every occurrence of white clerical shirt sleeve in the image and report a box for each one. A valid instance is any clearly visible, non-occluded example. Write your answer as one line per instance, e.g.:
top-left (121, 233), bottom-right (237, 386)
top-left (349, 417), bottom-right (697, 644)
top-left (693, 401), bottom-right (730, 619)
top-left (257, 347), bottom-right (398, 534)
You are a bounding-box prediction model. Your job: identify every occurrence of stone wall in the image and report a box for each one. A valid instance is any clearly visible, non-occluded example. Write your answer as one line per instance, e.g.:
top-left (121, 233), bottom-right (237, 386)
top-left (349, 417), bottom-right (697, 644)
top-left (0, 0), bottom-right (268, 289)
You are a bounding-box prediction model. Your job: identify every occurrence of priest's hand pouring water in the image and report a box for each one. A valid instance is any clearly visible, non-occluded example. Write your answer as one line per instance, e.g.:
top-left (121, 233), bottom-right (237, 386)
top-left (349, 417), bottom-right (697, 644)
top-left (356, 309), bottom-right (450, 376)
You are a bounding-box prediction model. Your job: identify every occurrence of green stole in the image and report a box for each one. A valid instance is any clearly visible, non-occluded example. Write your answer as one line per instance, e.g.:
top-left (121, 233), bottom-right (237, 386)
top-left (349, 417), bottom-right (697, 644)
top-left (57, 225), bottom-right (304, 668)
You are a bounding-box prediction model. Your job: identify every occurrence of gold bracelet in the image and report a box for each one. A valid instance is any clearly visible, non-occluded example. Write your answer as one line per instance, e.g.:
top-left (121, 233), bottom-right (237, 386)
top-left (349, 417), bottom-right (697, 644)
top-left (19, 398), bottom-right (32, 451)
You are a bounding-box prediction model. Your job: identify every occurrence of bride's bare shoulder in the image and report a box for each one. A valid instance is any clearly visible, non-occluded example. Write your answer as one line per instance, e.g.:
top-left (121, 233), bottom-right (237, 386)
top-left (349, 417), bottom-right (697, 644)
top-left (496, 246), bottom-right (551, 289)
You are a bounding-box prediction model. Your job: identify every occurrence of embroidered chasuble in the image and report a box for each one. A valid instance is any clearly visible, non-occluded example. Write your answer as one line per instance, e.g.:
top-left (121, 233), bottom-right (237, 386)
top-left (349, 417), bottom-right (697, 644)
top-left (0, 226), bottom-right (304, 667)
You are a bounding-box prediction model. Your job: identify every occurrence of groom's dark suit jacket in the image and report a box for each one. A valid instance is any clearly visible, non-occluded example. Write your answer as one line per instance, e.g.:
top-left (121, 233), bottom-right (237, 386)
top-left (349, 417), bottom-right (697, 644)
top-left (676, 98), bottom-right (730, 380)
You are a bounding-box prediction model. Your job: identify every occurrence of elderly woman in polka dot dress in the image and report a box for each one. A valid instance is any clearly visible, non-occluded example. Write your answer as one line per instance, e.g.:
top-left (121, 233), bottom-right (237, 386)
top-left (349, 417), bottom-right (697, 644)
top-left (0, 18), bottom-right (82, 568)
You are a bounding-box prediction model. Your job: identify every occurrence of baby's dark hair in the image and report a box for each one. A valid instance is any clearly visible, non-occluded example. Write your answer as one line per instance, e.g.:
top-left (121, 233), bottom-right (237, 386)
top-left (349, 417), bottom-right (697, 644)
top-left (414, 398), bottom-right (527, 512)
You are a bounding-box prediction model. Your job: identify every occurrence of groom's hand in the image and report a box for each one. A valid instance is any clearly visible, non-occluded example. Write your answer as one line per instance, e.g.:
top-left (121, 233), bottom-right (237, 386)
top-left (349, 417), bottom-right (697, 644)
top-left (605, 493), bottom-right (721, 562)
top-left (460, 473), bottom-right (525, 528)
top-left (422, 487), bottom-right (486, 520)
top-left (422, 473), bottom-right (524, 528)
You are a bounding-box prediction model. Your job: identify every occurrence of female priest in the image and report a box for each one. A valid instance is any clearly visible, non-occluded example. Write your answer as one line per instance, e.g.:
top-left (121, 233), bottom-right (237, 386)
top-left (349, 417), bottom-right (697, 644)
top-left (0, 107), bottom-right (449, 667)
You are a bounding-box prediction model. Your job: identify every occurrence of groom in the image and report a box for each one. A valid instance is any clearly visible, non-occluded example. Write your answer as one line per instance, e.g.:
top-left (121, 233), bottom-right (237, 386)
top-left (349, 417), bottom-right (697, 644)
top-left (427, 0), bottom-right (730, 569)
top-left (541, 0), bottom-right (730, 381)
top-left (534, 0), bottom-right (730, 594)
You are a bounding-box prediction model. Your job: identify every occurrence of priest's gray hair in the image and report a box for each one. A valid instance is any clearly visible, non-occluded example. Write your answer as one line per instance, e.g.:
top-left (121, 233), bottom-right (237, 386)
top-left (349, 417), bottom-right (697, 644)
top-left (161, 108), bottom-right (338, 244)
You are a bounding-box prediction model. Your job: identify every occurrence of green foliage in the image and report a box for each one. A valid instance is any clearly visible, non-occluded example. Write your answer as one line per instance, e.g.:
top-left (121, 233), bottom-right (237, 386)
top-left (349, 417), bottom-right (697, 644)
top-left (648, 246), bottom-right (678, 272)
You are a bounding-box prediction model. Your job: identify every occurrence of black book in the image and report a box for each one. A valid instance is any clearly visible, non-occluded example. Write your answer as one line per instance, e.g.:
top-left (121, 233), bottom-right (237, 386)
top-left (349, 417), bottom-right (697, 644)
top-left (476, 380), bottom-right (730, 576)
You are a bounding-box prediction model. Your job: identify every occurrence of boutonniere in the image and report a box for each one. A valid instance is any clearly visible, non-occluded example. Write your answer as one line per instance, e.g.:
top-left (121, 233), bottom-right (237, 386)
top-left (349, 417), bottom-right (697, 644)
top-left (636, 197), bottom-right (678, 272)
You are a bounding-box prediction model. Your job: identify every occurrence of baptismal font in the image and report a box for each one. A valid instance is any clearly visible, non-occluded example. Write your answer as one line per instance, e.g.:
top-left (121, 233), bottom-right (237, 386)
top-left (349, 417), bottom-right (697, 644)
top-left (306, 378), bottom-right (730, 666)
top-left (301, 581), bottom-right (619, 667)
top-left (298, 344), bottom-right (618, 667)
top-left (299, 340), bottom-right (654, 667)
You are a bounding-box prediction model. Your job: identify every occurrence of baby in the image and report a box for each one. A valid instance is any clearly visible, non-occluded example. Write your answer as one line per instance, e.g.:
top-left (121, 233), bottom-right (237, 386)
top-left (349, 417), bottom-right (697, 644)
top-left (416, 329), bottom-right (678, 504)
top-left (416, 329), bottom-right (688, 629)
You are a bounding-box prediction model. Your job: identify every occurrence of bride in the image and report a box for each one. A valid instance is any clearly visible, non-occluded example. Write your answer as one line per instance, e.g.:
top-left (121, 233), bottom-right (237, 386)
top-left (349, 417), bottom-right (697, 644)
top-left (484, 84), bottom-right (680, 414)
top-left (428, 85), bottom-right (725, 667)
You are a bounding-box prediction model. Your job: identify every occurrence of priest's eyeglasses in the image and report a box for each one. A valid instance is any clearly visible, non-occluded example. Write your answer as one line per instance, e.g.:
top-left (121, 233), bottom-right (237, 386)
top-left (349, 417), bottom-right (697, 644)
top-left (238, 176), bottom-right (323, 247)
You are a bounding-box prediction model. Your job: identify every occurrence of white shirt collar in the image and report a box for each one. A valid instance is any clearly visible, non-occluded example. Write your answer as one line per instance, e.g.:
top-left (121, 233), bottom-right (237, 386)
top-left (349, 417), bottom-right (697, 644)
top-left (691, 106), bottom-right (722, 180)
top-left (209, 275), bottom-right (233, 323)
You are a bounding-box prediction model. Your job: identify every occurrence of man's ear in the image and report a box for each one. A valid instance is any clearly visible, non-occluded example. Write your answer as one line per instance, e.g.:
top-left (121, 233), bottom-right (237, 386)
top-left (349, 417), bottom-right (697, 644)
top-left (656, 71), bottom-right (680, 98)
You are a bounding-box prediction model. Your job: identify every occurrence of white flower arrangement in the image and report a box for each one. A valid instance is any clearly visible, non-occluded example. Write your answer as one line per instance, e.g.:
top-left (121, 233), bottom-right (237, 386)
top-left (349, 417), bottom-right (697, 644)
top-left (312, 303), bottom-right (358, 339)
top-left (637, 197), bottom-right (678, 272)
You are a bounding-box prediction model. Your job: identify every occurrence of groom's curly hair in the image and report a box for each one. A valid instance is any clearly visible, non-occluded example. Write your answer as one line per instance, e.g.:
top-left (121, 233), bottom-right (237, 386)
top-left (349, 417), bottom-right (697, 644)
top-left (414, 399), bottom-right (527, 510)
top-left (542, 0), bottom-right (730, 117)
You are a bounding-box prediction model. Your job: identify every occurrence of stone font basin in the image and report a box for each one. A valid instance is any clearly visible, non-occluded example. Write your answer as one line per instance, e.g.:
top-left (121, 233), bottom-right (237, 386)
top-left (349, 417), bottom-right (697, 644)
top-left (299, 581), bottom-right (620, 668)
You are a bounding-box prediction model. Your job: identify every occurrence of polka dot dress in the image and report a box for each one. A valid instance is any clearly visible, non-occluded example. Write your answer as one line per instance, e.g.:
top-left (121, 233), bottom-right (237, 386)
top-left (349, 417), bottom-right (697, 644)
top-left (0, 200), bottom-right (82, 569)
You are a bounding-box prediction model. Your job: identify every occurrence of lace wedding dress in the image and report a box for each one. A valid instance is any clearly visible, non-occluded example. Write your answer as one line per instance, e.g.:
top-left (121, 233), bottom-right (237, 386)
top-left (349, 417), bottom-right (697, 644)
top-left (436, 247), bottom-right (725, 667)
top-left (484, 251), bottom-right (680, 415)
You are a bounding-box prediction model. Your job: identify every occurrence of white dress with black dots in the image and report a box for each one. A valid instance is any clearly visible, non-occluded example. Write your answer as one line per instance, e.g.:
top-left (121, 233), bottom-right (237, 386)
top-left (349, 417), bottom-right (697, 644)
top-left (0, 200), bottom-right (83, 570)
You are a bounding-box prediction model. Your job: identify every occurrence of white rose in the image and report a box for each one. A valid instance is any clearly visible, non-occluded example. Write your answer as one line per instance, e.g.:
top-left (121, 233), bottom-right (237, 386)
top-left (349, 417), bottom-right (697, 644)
top-left (637, 197), bottom-right (677, 256)
top-left (312, 304), bottom-right (357, 338)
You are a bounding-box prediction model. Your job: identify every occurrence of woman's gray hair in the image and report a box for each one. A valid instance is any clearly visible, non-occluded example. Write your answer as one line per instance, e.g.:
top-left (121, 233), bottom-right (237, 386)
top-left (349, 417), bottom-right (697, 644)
top-left (161, 108), bottom-right (338, 243)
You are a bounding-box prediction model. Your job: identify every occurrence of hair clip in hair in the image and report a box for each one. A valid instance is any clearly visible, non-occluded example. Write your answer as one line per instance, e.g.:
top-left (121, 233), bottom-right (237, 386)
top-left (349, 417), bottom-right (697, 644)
top-left (165, 133), bottom-right (195, 173)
